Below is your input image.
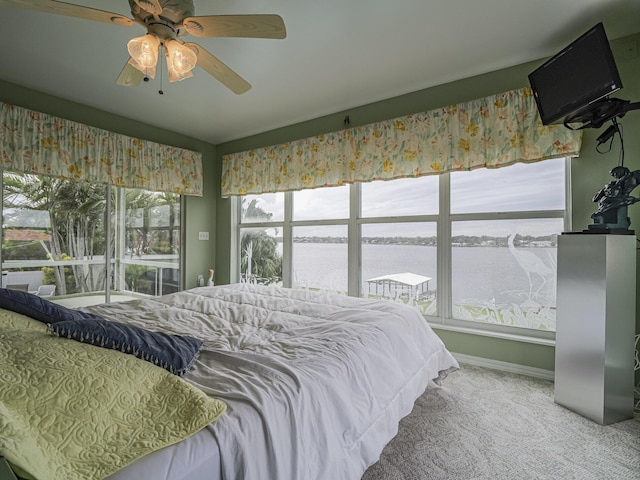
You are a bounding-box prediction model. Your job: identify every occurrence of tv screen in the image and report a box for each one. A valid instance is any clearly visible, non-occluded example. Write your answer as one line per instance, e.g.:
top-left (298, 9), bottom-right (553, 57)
top-left (528, 22), bottom-right (622, 125)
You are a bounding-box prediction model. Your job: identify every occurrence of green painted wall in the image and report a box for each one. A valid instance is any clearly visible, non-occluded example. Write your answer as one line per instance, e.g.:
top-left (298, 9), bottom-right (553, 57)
top-left (216, 32), bottom-right (640, 372)
top-left (0, 79), bottom-right (217, 290)
top-left (575, 33), bottom-right (640, 360)
top-left (2, 30), bottom-right (638, 373)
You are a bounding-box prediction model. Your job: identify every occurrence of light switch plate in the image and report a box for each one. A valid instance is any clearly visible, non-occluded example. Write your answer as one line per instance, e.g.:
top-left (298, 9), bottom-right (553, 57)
top-left (198, 231), bottom-right (209, 240)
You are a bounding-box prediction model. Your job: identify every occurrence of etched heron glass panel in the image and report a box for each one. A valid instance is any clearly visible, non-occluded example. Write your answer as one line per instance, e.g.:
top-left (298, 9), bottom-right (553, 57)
top-left (451, 218), bottom-right (563, 331)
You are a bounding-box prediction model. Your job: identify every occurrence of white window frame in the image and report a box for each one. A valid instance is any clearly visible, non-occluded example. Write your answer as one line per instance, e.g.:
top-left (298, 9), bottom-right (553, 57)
top-left (0, 173), bottom-right (185, 299)
top-left (235, 158), bottom-right (571, 342)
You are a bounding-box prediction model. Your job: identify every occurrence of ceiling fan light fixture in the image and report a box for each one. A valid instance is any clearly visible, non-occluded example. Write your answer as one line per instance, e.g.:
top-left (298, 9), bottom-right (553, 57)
top-left (165, 39), bottom-right (198, 75)
top-left (0, 0), bottom-right (285, 94)
top-left (127, 33), bottom-right (160, 68)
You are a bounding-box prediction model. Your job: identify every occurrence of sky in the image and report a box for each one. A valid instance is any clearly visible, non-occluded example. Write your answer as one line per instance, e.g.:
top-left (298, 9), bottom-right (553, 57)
top-left (244, 158), bottom-right (570, 237)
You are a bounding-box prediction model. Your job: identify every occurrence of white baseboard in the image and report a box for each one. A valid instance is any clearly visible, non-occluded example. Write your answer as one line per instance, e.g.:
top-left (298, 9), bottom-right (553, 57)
top-left (451, 352), bottom-right (555, 382)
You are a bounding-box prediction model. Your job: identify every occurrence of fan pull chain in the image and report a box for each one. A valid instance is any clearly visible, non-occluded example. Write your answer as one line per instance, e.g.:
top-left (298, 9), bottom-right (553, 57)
top-left (158, 44), bottom-right (165, 95)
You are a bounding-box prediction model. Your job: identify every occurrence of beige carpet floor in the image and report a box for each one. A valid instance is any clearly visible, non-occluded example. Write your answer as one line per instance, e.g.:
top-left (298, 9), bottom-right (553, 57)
top-left (362, 364), bottom-right (640, 480)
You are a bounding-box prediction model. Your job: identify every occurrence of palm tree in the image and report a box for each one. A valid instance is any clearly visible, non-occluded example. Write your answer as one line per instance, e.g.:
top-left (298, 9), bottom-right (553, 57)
top-left (124, 190), bottom-right (179, 258)
top-left (55, 180), bottom-right (108, 292)
top-left (3, 173), bottom-right (108, 294)
top-left (3, 172), bottom-right (183, 296)
top-left (240, 198), bottom-right (282, 284)
top-left (241, 230), bottom-right (282, 283)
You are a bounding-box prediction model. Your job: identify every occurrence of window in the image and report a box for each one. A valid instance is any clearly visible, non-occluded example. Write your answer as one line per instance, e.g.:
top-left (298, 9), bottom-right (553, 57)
top-left (292, 186), bottom-right (349, 293)
top-left (362, 222), bottom-right (437, 316)
top-left (293, 224), bottom-right (348, 292)
top-left (1, 172), bottom-right (183, 303)
top-left (362, 176), bottom-right (438, 217)
top-left (361, 176), bottom-right (439, 316)
top-left (116, 189), bottom-right (182, 297)
top-left (242, 193), bottom-right (284, 222)
top-left (2, 173), bottom-right (109, 298)
top-left (293, 186), bottom-right (349, 220)
top-left (240, 227), bottom-right (282, 285)
top-left (449, 159), bottom-right (566, 331)
top-left (450, 218), bottom-right (561, 330)
top-left (450, 160), bottom-right (566, 214)
top-left (236, 158), bottom-right (568, 334)
top-left (239, 193), bottom-right (284, 285)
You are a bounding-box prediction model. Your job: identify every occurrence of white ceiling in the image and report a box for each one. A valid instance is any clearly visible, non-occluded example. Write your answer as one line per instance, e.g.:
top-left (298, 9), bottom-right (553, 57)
top-left (0, 0), bottom-right (639, 145)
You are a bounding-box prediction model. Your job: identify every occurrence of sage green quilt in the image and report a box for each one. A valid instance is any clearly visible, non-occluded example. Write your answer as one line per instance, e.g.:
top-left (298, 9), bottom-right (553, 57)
top-left (0, 310), bottom-right (226, 480)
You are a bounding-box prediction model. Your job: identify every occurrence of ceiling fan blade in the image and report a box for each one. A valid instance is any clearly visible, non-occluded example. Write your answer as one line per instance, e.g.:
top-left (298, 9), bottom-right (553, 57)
top-left (0, 0), bottom-right (134, 26)
top-left (185, 42), bottom-right (251, 95)
top-left (116, 59), bottom-right (146, 87)
top-left (182, 14), bottom-right (286, 39)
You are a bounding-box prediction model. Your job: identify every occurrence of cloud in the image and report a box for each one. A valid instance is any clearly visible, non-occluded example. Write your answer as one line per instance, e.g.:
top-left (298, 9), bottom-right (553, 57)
top-left (243, 158), bottom-right (568, 237)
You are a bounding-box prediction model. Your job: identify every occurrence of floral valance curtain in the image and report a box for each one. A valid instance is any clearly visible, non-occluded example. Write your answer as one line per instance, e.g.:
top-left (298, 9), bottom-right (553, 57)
top-left (0, 102), bottom-right (203, 196)
top-left (221, 87), bottom-right (582, 196)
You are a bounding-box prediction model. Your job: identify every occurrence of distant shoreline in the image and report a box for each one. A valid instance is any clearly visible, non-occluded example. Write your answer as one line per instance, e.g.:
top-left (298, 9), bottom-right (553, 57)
top-left (281, 235), bottom-right (557, 248)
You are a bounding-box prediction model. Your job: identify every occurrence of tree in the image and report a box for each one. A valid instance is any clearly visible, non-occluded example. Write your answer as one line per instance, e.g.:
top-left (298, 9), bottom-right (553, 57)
top-left (3, 173), bottom-right (107, 294)
top-left (3, 173), bottom-right (182, 296)
top-left (240, 199), bottom-right (282, 284)
top-left (124, 190), bottom-right (179, 258)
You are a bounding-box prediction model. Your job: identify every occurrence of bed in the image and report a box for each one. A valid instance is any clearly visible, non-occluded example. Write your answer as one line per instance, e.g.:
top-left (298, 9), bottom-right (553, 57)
top-left (0, 283), bottom-right (458, 480)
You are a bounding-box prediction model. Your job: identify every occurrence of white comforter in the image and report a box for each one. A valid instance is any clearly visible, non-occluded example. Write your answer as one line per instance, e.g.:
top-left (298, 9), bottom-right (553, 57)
top-left (88, 283), bottom-right (458, 480)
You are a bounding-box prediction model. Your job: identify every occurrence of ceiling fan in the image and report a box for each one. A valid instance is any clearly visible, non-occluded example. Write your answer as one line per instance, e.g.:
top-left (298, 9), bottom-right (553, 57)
top-left (0, 0), bottom-right (287, 94)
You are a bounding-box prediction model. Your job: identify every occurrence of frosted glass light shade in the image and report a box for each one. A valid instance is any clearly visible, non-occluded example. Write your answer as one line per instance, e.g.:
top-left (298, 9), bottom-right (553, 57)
top-left (165, 40), bottom-right (198, 75)
top-left (127, 34), bottom-right (160, 68)
top-left (167, 67), bottom-right (194, 82)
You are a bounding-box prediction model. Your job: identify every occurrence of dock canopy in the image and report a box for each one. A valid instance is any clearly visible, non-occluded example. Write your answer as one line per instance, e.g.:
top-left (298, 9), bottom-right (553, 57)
top-left (366, 272), bottom-right (432, 300)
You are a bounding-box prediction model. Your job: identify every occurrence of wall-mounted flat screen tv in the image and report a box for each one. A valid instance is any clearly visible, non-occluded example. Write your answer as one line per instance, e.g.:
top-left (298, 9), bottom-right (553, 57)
top-left (528, 22), bottom-right (622, 125)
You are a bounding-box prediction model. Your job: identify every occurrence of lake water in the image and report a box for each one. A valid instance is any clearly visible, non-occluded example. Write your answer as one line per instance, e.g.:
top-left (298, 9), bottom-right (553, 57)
top-left (291, 243), bottom-right (557, 308)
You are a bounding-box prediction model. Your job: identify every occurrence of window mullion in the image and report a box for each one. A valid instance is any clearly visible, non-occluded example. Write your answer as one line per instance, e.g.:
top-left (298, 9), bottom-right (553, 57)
top-left (105, 186), bottom-right (112, 303)
top-left (438, 173), bottom-right (452, 321)
top-left (564, 157), bottom-right (572, 232)
top-left (179, 194), bottom-right (186, 290)
top-left (282, 191), bottom-right (293, 288)
top-left (231, 197), bottom-right (241, 283)
top-left (115, 189), bottom-right (126, 291)
top-left (348, 183), bottom-right (361, 296)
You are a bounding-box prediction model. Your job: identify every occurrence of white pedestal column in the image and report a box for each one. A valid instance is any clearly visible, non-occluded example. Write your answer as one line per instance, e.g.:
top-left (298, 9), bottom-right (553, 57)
top-left (554, 233), bottom-right (636, 425)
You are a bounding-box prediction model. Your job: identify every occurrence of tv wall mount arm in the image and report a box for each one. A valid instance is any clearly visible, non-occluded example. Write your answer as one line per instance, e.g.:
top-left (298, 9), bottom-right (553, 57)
top-left (563, 97), bottom-right (640, 130)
